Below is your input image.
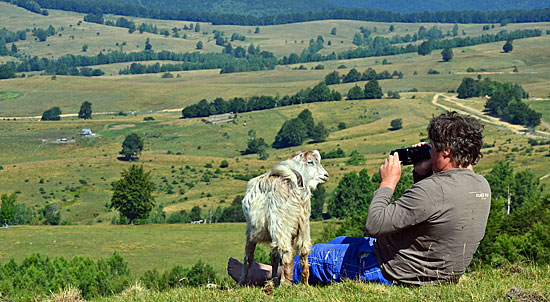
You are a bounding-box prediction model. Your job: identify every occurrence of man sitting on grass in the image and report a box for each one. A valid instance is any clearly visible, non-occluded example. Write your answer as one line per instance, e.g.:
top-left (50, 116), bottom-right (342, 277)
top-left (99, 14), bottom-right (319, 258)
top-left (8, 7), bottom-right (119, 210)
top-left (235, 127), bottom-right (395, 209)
top-left (228, 111), bottom-right (491, 286)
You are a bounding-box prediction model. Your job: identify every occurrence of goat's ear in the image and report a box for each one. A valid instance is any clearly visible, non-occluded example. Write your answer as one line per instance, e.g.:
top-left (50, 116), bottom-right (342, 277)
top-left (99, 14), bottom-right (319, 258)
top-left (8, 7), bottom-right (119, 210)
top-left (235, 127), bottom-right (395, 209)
top-left (313, 150), bottom-right (321, 161)
top-left (290, 151), bottom-right (303, 160)
top-left (291, 169), bottom-right (304, 188)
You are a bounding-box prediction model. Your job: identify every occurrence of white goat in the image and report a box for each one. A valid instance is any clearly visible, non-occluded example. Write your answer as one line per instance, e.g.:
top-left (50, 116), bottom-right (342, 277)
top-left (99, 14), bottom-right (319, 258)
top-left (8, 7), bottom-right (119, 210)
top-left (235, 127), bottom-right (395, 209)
top-left (239, 150), bottom-right (328, 286)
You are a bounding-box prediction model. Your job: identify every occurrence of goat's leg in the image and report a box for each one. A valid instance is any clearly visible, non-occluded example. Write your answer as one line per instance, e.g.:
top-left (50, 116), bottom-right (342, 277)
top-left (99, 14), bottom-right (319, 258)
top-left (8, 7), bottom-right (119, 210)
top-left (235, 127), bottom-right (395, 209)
top-left (270, 247), bottom-right (280, 286)
top-left (280, 250), bottom-right (294, 286)
top-left (299, 249), bottom-right (311, 285)
top-left (298, 223), bottom-right (312, 284)
top-left (238, 239), bottom-right (256, 286)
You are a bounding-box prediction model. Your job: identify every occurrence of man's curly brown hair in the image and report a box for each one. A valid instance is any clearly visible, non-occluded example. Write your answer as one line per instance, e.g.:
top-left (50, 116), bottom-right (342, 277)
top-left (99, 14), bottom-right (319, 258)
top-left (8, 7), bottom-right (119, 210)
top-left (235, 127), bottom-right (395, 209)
top-left (428, 111), bottom-right (484, 167)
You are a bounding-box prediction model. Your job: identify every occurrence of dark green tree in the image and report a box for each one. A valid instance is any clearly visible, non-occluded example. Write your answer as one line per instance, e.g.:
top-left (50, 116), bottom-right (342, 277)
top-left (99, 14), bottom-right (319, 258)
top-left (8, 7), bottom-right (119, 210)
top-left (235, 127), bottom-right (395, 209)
top-left (145, 38), bottom-right (152, 51)
top-left (330, 27), bottom-right (337, 35)
top-left (342, 68), bottom-right (361, 83)
top-left (0, 193), bottom-right (17, 227)
top-left (417, 40), bottom-right (432, 56)
top-left (254, 26), bottom-right (260, 34)
top-left (441, 47), bottom-right (453, 62)
top-left (11, 43), bottom-right (17, 54)
top-left (390, 118), bottom-right (403, 130)
top-left (352, 33), bottom-right (363, 46)
top-left (190, 206), bottom-right (202, 221)
top-left (195, 23), bottom-right (201, 33)
top-left (78, 101), bottom-right (92, 119)
top-left (310, 184), bottom-right (326, 220)
top-left (272, 118), bottom-right (308, 149)
top-left (364, 79), bottom-right (383, 99)
top-left (503, 40), bottom-right (513, 53)
top-left (120, 133), bottom-right (144, 161)
top-left (0, 64), bottom-right (16, 80)
top-left (327, 170), bottom-right (374, 218)
top-left (41, 107), bottom-right (61, 121)
top-left (324, 71), bottom-right (340, 85)
top-left (389, 25), bottom-right (394, 32)
top-left (41, 204), bottom-right (60, 225)
top-left (297, 109), bottom-right (314, 136)
top-left (347, 85), bottom-right (364, 100)
top-left (311, 122), bottom-right (329, 142)
top-left (196, 41), bottom-right (203, 49)
top-left (456, 77), bottom-right (476, 98)
top-left (111, 165), bottom-right (155, 224)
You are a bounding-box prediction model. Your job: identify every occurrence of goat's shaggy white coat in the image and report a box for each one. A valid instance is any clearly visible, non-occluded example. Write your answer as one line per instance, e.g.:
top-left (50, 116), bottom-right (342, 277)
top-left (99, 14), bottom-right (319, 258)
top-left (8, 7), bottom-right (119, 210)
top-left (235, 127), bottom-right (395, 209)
top-left (239, 150), bottom-right (328, 286)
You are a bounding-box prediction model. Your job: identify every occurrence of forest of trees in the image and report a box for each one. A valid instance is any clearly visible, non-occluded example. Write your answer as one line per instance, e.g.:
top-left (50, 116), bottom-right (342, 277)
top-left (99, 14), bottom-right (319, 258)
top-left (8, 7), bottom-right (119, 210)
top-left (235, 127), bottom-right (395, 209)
top-left (5, 0), bottom-right (550, 26)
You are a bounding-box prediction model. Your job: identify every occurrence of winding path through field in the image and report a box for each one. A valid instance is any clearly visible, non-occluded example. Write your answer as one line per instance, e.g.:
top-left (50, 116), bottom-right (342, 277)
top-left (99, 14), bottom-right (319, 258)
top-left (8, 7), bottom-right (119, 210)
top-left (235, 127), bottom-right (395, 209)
top-left (431, 93), bottom-right (550, 139)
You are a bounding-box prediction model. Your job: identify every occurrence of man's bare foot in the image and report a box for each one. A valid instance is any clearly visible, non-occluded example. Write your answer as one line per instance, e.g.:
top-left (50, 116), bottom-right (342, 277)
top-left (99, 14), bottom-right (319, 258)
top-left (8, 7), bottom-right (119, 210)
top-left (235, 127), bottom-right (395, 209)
top-left (227, 257), bottom-right (277, 286)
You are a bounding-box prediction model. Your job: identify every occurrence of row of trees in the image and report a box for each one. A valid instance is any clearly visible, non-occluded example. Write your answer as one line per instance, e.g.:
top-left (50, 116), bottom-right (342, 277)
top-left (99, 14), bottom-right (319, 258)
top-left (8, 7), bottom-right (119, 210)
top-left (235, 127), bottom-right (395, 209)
top-left (181, 81), bottom-right (341, 118)
top-left (456, 77), bottom-right (541, 128)
top-left (11, 0), bottom-right (550, 26)
top-left (280, 29), bottom-right (541, 66)
top-left (325, 68), bottom-right (402, 86)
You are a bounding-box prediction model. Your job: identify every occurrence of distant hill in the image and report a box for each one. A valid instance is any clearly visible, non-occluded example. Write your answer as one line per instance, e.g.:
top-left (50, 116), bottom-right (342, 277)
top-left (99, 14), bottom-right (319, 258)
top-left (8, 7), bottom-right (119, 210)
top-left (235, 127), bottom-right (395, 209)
top-left (117, 0), bottom-right (338, 16)
top-left (330, 0), bottom-right (550, 13)
top-left (118, 0), bottom-right (550, 15)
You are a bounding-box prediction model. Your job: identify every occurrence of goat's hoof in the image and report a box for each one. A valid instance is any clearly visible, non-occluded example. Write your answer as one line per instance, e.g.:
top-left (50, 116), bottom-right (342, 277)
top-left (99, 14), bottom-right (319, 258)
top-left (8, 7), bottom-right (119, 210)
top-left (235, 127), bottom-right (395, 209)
top-left (271, 277), bottom-right (280, 287)
top-left (263, 281), bottom-right (274, 295)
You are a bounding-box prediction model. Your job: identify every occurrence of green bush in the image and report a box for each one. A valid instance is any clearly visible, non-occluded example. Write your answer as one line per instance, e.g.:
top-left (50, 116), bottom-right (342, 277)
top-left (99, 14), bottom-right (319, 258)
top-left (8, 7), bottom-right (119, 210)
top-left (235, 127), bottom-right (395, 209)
top-left (0, 252), bottom-right (131, 301)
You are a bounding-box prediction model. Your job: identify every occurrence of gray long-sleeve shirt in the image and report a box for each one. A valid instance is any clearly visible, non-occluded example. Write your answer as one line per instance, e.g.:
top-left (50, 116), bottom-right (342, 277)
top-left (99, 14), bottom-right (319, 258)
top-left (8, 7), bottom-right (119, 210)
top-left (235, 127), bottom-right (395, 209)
top-left (365, 168), bottom-right (491, 285)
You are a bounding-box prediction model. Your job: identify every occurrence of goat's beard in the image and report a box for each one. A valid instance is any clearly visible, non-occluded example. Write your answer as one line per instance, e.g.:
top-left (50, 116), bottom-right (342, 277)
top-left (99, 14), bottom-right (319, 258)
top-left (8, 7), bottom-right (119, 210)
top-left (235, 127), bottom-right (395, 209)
top-left (308, 178), bottom-right (327, 190)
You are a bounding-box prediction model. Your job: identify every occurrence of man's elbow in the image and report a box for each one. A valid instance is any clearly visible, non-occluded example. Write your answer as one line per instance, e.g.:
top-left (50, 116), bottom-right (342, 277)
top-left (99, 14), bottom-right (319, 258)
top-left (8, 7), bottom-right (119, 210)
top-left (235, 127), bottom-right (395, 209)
top-left (364, 219), bottom-right (381, 237)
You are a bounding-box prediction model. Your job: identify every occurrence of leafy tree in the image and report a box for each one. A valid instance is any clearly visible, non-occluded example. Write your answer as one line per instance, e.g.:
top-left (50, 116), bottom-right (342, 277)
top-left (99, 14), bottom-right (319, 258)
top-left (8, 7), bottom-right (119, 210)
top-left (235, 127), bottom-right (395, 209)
top-left (190, 205), bottom-right (201, 221)
top-left (327, 170), bottom-right (374, 218)
top-left (452, 24), bottom-right (459, 36)
top-left (254, 26), bottom-right (260, 34)
top-left (389, 24), bottom-right (394, 32)
top-left (297, 109), bottom-right (314, 136)
top-left (110, 165), bottom-right (155, 224)
top-left (337, 122), bottom-right (346, 130)
top-left (441, 47), bottom-right (453, 62)
top-left (324, 71), bottom-right (340, 85)
top-left (342, 68), bottom-right (361, 83)
top-left (41, 107), bottom-right (61, 121)
top-left (78, 101), bottom-right (92, 119)
top-left (330, 27), bottom-right (337, 35)
top-left (272, 118), bottom-right (308, 149)
top-left (311, 122), bottom-right (329, 142)
top-left (0, 193), bottom-right (17, 227)
top-left (503, 40), bottom-right (513, 53)
top-left (145, 38), bottom-right (152, 51)
top-left (82, 44), bottom-right (88, 52)
top-left (347, 85), bottom-right (364, 100)
top-left (219, 160), bottom-right (229, 168)
top-left (243, 130), bottom-right (269, 157)
top-left (352, 33), bottom-right (363, 46)
top-left (0, 64), bottom-right (16, 79)
top-left (457, 77), bottom-right (476, 98)
top-left (364, 79), bottom-right (383, 99)
top-left (417, 40), bottom-right (432, 56)
top-left (40, 204), bottom-right (60, 225)
top-left (390, 118), bottom-right (403, 130)
top-left (310, 184), bottom-right (326, 220)
top-left (11, 43), bottom-right (17, 54)
top-left (120, 133), bottom-right (144, 161)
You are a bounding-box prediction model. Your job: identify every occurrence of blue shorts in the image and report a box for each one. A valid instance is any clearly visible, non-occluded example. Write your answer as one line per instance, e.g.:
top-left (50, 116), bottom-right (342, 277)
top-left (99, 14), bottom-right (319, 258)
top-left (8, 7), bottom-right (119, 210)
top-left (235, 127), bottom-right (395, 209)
top-left (292, 236), bottom-right (391, 285)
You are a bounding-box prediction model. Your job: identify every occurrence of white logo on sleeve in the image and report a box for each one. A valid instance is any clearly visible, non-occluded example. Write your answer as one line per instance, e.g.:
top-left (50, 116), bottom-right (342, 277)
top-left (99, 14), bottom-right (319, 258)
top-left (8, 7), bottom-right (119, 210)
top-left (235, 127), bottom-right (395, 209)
top-left (469, 191), bottom-right (490, 200)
